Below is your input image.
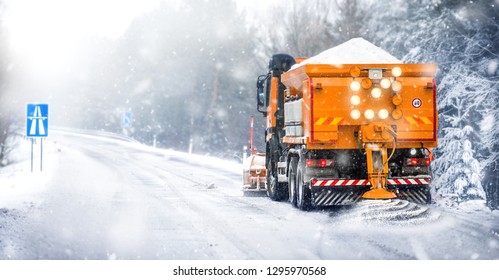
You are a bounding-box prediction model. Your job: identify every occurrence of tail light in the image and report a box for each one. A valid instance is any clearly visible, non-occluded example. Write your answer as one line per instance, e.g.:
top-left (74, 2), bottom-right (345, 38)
top-left (306, 159), bottom-right (334, 168)
top-left (404, 158), bottom-right (430, 167)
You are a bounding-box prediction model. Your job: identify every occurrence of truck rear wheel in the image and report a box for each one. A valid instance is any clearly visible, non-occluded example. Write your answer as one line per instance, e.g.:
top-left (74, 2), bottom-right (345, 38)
top-left (296, 159), bottom-right (312, 210)
top-left (288, 157), bottom-right (298, 207)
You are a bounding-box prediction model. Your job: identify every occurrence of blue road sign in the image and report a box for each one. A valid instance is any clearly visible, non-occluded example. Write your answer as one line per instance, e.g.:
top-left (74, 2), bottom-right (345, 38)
top-left (27, 104), bottom-right (49, 137)
top-left (122, 111), bottom-right (133, 128)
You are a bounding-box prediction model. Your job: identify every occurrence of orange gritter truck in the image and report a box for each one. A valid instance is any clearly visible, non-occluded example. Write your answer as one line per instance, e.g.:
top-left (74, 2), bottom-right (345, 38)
top-left (254, 50), bottom-right (438, 210)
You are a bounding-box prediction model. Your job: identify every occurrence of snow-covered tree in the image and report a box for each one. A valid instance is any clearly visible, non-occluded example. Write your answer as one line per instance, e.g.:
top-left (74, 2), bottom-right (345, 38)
top-left (479, 56), bottom-right (499, 208)
top-left (0, 0), bottom-right (13, 166)
top-left (431, 72), bottom-right (487, 201)
top-left (75, 0), bottom-right (258, 158)
top-left (397, 0), bottom-right (498, 205)
top-left (331, 0), bottom-right (373, 43)
top-left (249, 0), bottom-right (337, 60)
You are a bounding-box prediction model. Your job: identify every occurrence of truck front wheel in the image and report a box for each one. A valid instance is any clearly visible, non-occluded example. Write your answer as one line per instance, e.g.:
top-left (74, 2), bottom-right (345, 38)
top-left (267, 161), bottom-right (287, 201)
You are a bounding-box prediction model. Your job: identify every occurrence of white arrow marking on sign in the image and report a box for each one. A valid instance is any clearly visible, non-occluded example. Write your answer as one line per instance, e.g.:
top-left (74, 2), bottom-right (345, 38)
top-left (28, 106), bottom-right (47, 136)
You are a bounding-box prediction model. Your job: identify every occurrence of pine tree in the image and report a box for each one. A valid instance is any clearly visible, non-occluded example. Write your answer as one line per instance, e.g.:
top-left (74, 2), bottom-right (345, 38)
top-left (0, 0), bottom-right (12, 166)
top-left (88, 0), bottom-right (258, 157)
top-left (372, 0), bottom-right (497, 206)
top-left (432, 67), bottom-right (487, 202)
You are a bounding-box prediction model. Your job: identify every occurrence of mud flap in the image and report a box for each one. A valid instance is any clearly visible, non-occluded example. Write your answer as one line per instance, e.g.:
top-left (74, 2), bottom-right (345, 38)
top-left (311, 186), bottom-right (371, 206)
top-left (391, 185), bottom-right (432, 204)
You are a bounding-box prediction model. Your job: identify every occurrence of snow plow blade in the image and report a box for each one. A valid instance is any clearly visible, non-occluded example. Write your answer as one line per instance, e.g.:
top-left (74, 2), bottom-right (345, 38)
top-left (242, 153), bottom-right (267, 193)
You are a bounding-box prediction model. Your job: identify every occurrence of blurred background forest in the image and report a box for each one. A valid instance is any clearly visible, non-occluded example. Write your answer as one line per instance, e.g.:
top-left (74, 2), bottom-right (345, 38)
top-left (0, 0), bottom-right (498, 208)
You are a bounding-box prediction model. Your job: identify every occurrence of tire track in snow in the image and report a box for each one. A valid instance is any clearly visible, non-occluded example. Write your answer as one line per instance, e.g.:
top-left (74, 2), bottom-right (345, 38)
top-left (332, 200), bottom-right (441, 226)
top-left (39, 130), bottom-right (499, 260)
top-left (102, 150), bottom-right (267, 259)
top-left (61, 134), bottom-right (323, 259)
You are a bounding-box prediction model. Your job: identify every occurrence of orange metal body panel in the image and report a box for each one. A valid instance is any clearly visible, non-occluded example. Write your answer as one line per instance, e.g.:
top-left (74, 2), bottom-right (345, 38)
top-left (281, 64), bottom-right (438, 150)
top-left (266, 76), bottom-right (280, 130)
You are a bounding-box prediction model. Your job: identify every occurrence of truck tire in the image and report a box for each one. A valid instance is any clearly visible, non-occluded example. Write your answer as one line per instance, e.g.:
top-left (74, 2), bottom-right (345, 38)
top-left (296, 159), bottom-right (312, 210)
top-left (267, 162), bottom-right (287, 201)
top-left (288, 157), bottom-right (298, 207)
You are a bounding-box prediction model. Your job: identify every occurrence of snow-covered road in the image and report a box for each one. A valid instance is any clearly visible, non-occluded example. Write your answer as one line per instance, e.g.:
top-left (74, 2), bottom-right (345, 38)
top-left (1, 130), bottom-right (498, 259)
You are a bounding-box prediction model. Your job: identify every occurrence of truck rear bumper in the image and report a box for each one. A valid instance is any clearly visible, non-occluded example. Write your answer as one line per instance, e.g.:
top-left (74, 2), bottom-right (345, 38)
top-left (310, 177), bottom-right (431, 205)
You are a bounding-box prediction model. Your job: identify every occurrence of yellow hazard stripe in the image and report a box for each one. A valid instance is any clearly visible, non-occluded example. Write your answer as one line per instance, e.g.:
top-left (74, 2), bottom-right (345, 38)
top-left (405, 116), bottom-right (418, 125)
top-left (330, 117), bottom-right (343, 125)
top-left (314, 118), bottom-right (328, 126)
top-left (419, 117), bottom-right (433, 124)
top-left (314, 117), bottom-right (343, 126)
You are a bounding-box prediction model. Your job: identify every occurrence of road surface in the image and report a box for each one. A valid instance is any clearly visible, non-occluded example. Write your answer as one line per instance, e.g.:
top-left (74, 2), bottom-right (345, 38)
top-left (0, 130), bottom-right (498, 259)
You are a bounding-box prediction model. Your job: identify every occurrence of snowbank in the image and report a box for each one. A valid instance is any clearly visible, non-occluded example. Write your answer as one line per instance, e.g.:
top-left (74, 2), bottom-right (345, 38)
top-left (292, 37), bottom-right (402, 69)
top-left (0, 138), bottom-right (59, 208)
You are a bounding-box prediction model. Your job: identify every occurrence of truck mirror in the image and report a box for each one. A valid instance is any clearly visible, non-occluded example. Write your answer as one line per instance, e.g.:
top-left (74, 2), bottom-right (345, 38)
top-left (256, 74), bottom-right (268, 115)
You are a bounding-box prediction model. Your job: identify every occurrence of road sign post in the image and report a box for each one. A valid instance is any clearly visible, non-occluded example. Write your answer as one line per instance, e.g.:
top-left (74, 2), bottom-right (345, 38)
top-left (27, 104), bottom-right (48, 172)
top-left (40, 138), bottom-right (43, 172)
top-left (31, 138), bottom-right (34, 172)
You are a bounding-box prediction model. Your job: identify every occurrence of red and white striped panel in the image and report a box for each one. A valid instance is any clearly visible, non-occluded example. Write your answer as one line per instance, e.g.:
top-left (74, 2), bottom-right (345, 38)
top-left (387, 178), bottom-right (431, 185)
top-left (312, 179), bottom-right (371, 187)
